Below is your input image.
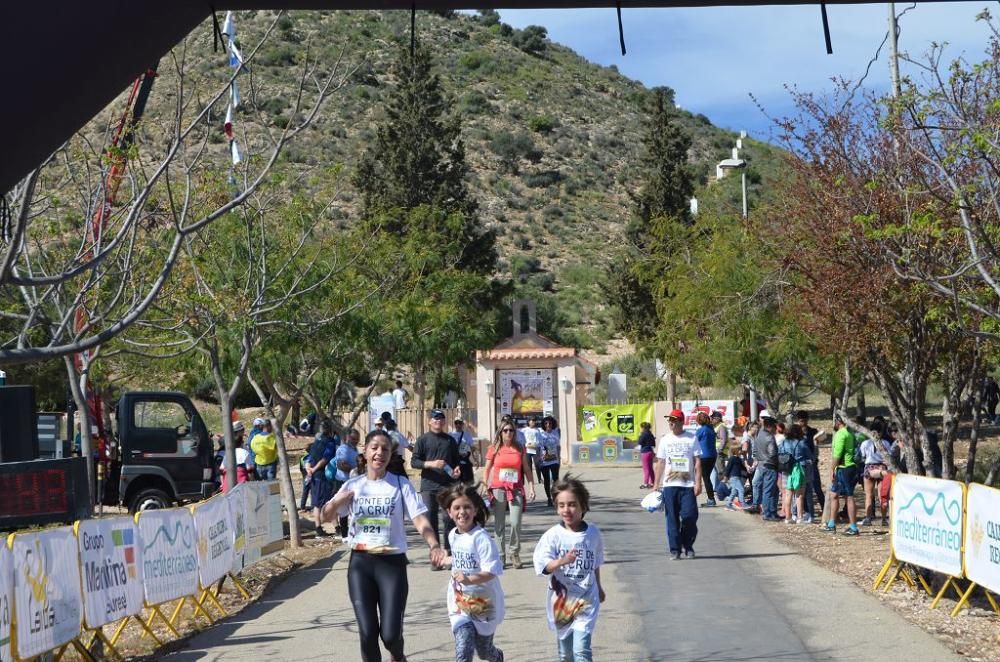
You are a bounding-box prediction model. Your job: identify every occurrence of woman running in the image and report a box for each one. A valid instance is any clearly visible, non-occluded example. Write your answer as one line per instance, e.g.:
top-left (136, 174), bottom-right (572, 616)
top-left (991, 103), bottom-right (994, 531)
top-left (322, 430), bottom-right (446, 662)
top-left (482, 421), bottom-right (536, 569)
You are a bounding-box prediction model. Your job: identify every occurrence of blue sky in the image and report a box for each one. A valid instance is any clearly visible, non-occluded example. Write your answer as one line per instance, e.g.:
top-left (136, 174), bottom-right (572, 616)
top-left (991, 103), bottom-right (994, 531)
top-left (494, 2), bottom-right (993, 142)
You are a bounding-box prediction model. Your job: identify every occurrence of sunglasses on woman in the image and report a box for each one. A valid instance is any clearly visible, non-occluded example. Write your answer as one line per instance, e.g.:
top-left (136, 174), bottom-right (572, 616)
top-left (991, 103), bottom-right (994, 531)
top-left (501, 428), bottom-right (514, 433)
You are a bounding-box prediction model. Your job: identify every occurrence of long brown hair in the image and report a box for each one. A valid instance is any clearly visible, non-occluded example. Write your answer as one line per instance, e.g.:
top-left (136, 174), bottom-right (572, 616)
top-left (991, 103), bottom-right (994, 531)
top-left (493, 420), bottom-right (517, 453)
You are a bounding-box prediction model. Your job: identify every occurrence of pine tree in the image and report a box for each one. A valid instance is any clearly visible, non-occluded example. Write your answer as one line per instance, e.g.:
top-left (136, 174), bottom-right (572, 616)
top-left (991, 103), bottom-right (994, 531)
top-left (606, 86), bottom-right (694, 346)
top-left (353, 38), bottom-right (495, 275)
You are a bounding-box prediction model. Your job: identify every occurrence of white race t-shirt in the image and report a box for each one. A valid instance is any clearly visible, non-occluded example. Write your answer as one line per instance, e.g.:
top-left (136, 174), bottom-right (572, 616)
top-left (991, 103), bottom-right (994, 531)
top-left (522, 427), bottom-right (541, 455)
top-left (532, 522), bottom-right (604, 639)
top-left (336, 473), bottom-right (427, 554)
top-left (446, 526), bottom-right (505, 635)
top-left (392, 387), bottom-right (407, 410)
top-left (656, 431), bottom-right (701, 488)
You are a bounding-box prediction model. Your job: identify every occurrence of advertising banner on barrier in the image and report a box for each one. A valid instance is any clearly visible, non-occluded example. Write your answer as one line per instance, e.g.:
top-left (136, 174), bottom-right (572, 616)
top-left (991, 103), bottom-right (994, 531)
top-left (243, 481), bottom-right (284, 566)
top-left (680, 400), bottom-right (736, 430)
top-left (891, 474), bottom-right (964, 578)
top-left (963, 483), bottom-right (1000, 593)
top-left (229, 483), bottom-right (248, 574)
top-left (76, 517), bottom-right (144, 628)
top-left (578, 404), bottom-right (654, 443)
top-left (1, 544), bottom-right (12, 662)
top-left (193, 495), bottom-right (235, 587)
top-left (137, 508), bottom-right (199, 605)
top-left (12, 527), bottom-right (83, 659)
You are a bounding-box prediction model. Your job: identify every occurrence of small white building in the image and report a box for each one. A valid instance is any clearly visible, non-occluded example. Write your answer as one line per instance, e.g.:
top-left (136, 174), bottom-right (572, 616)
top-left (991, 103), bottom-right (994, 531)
top-left (471, 300), bottom-right (599, 462)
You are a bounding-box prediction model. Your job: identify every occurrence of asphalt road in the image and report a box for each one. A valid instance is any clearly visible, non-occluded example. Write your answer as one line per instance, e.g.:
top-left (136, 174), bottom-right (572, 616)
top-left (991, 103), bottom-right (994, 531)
top-left (163, 467), bottom-right (958, 662)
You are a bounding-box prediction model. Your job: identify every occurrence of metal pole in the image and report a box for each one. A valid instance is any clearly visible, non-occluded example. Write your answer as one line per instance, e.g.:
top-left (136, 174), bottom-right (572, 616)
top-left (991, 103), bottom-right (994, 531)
top-left (888, 2), bottom-right (901, 97)
top-left (750, 387), bottom-right (759, 421)
top-left (741, 170), bottom-right (748, 220)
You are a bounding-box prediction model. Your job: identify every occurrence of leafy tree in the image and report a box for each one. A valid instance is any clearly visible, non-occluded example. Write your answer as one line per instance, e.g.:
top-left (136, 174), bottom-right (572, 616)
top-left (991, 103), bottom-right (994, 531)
top-left (512, 25), bottom-right (548, 56)
top-left (476, 9), bottom-right (501, 26)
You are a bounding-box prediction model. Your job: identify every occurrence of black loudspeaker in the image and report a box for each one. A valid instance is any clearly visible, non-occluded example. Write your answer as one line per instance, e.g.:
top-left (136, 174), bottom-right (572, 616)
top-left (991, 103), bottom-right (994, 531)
top-left (0, 385), bottom-right (39, 462)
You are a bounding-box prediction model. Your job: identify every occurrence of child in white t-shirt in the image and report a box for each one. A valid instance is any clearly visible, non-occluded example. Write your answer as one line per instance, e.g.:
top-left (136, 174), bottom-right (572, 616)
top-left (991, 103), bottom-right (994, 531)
top-left (439, 484), bottom-right (505, 662)
top-left (533, 476), bottom-right (605, 662)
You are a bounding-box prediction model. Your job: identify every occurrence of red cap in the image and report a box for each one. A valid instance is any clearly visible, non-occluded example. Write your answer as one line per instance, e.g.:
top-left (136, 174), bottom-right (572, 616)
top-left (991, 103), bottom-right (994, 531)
top-left (667, 409), bottom-right (685, 420)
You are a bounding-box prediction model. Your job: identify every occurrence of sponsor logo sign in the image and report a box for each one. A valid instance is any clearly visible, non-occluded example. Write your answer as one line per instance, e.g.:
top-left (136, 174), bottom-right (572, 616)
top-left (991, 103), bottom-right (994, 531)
top-left (963, 483), bottom-right (1000, 594)
top-left (193, 495), bottom-right (234, 587)
top-left (12, 527), bottom-right (83, 659)
top-left (244, 481), bottom-right (284, 565)
top-left (891, 473), bottom-right (964, 577)
top-left (76, 517), bottom-right (144, 628)
top-left (680, 400), bottom-right (735, 430)
top-left (136, 509), bottom-right (199, 605)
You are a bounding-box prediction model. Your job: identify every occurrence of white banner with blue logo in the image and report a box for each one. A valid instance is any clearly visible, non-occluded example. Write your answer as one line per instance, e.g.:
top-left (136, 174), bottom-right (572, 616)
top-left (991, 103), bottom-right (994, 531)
top-left (891, 473), bottom-right (964, 578)
top-left (137, 509), bottom-right (200, 605)
top-left (76, 516), bottom-right (145, 628)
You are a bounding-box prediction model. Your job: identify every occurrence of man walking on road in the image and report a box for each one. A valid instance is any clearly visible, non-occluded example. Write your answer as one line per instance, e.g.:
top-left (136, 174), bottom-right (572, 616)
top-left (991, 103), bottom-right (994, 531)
top-left (411, 408), bottom-right (461, 556)
top-left (652, 408), bottom-right (703, 560)
top-left (754, 412), bottom-right (781, 521)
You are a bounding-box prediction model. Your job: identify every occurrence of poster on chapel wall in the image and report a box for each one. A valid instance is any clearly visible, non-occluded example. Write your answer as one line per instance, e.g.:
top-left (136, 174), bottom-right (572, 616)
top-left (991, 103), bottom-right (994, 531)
top-left (499, 370), bottom-right (553, 417)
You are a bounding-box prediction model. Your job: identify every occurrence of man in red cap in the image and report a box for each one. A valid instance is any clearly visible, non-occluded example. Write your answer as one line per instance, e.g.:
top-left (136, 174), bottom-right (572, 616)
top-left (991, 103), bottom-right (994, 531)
top-left (650, 408), bottom-right (703, 560)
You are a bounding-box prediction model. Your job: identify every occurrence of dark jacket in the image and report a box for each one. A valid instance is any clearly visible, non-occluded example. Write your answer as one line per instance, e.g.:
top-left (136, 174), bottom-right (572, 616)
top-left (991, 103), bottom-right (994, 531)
top-left (411, 430), bottom-right (460, 492)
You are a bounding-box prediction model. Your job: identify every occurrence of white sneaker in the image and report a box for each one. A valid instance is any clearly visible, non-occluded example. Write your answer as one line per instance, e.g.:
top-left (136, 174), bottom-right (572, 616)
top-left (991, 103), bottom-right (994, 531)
top-left (799, 516), bottom-right (813, 525)
top-left (786, 516), bottom-right (797, 525)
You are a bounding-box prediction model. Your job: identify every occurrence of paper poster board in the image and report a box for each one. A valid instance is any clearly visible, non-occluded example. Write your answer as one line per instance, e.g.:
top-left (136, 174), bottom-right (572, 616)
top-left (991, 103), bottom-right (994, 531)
top-left (891, 474), bottom-right (964, 578)
top-left (76, 517), bottom-right (144, 628)
top-left (136, 508), bottom-right (199, 605)
top-left (12, 527), bottom-right (83, 659)
top-left (963, 483), bottom-right (1000, 593)
top-left (0, 545), bottom-right (12, 662)
top-left (193, 496), bottom-right (235, 587)
top-left (680, 400), bottom-right (735, 431)
top-left (499, 370), bottom-right (553, 417)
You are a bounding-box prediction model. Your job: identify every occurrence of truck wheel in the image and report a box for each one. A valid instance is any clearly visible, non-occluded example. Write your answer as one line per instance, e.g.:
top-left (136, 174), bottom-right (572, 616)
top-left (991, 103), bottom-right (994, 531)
top-left (129, 488), bottom-right (173, 513)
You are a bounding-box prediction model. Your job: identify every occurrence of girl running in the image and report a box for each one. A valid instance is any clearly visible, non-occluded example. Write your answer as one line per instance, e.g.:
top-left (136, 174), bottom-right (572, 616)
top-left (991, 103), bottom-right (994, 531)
top-left (439, 484), bottom-right (506, 662)
top-left (322, 430), bottom-right (446, 662)
top-left (532, 476), bottom-right (606, 662)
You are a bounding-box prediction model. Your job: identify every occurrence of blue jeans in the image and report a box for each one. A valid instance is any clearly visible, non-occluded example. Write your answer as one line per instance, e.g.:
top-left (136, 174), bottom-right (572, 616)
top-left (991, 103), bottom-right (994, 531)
top-left (759, 466), bottom-right (779, 518)
top-left (557, 630), bottom-right (592, 662)
top-left (661, 486), bottom-right (699, 554)
top-left (725, 477), bottom-right (745, 505)
top-left (257, 462), bottom-right (277, 481)
top-left (751, 466), bottom-right (764, 506)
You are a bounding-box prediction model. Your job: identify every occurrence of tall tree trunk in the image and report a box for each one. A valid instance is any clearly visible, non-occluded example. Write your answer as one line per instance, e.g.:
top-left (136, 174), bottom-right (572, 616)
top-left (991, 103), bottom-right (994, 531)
top-left (966, 380), bottom-right (984, 484)
top-left (855, 389), bottom-right (866, 423)
top-left (271, 402), bottom-right (302, 548)
top-left (64, 355), bottom-right (95, 510)
top-left (211, 350), bottom-right (238, 493)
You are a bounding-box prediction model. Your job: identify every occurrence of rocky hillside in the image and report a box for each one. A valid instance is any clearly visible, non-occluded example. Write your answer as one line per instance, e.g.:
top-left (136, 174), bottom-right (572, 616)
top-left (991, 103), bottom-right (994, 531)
top-left (106, 9), bottom-right (787, 353)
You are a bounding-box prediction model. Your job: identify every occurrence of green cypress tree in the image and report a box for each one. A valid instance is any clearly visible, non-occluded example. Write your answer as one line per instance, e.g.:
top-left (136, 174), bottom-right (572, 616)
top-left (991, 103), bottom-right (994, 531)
top-left (353, 38), bottom-right (495, 275)
top-left (606, 86), bottom-right (694, 346)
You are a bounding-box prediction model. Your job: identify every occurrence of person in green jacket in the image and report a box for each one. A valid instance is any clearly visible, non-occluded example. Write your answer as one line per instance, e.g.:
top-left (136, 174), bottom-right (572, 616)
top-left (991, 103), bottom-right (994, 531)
top-left (824, 418), bottom-right (859, 536)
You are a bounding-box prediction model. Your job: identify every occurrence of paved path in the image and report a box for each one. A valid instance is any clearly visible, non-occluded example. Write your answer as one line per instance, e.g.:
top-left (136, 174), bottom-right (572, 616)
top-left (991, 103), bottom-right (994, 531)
top-left (165, 467), bottom-right (958, 661)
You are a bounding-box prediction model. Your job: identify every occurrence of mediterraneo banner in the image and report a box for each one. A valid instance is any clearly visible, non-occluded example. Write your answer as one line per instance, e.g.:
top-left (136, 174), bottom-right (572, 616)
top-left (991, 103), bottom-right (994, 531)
top-left (578, 404), bottom-right (653, 443)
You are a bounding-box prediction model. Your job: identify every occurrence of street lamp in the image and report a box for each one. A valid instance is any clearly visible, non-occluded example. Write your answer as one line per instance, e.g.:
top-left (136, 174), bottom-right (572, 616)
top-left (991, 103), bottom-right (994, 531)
top-left (716, 157), bottom-right (748, 221)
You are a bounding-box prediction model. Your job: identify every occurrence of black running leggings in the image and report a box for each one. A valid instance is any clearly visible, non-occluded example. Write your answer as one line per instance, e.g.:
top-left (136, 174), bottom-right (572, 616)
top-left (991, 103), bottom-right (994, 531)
top-left (540, 463), bottom-right (560, 503)
top-left (348, 551), bottom-right (409, 662)
top-left (699, 457), bottom-right (716, 500)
